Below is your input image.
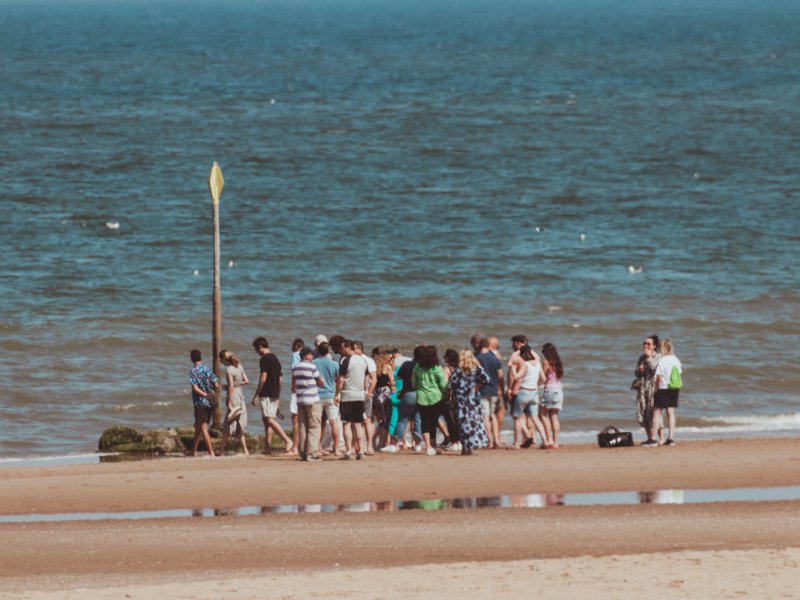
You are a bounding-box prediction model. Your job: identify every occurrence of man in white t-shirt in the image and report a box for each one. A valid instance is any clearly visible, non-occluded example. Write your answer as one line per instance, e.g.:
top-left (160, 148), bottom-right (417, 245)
top-left (335, 340), bottom-right (371, 459)
top-left (354, 340), bottom-right (378, 454)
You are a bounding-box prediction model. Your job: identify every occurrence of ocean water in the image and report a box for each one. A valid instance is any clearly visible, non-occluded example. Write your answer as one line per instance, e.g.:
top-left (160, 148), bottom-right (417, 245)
top-left (1, 0), bottom-right (798, 457)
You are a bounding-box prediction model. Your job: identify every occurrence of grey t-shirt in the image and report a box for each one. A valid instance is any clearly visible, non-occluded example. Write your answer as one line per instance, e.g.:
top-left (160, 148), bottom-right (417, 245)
top-left (339, 354), bottom-right (368, 402)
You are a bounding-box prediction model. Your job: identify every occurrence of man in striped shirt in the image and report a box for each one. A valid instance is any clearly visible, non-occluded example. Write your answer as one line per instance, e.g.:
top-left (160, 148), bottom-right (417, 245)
top-left (292, 347), bottom-right (325, 461)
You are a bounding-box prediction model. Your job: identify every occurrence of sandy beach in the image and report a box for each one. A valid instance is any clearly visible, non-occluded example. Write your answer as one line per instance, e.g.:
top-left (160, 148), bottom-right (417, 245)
top-left (1, 438), bottom-right (799, 598)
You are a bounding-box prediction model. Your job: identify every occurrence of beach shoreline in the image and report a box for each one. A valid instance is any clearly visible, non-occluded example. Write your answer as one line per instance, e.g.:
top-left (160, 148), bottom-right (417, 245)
top-left (1, 438), bottom-right (797, 516)
top-left (2, 437), bottom-right (798, 597)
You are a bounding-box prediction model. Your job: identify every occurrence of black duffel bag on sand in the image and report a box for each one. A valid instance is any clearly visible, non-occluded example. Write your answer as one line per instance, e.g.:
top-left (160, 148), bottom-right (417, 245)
top-left (597, 425), bottom-right (634, 448)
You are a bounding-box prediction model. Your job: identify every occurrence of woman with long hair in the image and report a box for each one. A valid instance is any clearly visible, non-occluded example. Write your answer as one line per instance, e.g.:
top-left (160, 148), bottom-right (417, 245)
top-left (218, 349), bottom-right (250, 456)
top-left (635, 334), bottom-right (661, 445)
top-left (539, 343), bottom-right (564, 449)
top-left (391, 345), bottom-right (425, 451)
top-left (412, 346), bottom-right (448, 456)
top-left (652, 339), bottom-right (682, 446)
top-left (510, 345), bottom-right (548, 448)
top-left (448, 349), bottom-right (491, 455)
top-left (439, 349), bottom-right (462, 452)
top-left (373, 349), bottom-right (396, 447)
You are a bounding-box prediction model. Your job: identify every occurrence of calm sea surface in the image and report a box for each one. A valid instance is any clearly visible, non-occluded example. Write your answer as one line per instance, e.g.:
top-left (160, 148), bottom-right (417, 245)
top-left (1, 0), bottom-right (798, 457)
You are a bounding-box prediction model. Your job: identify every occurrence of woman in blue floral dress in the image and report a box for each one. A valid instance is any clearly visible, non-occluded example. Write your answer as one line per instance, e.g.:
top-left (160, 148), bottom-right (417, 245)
top-left (448, 349), bottom-right (490, 455)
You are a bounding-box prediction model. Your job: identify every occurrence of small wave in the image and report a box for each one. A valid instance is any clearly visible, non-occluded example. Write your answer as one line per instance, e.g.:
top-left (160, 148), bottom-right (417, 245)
top-left (702, 412), bottom-right (800, 431)
top-left (114, 401), bottom-right (174, 411)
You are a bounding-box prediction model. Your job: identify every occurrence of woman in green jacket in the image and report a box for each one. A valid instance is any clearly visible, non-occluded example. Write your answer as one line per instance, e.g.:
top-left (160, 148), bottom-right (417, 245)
top-left (412, 345), bottom-right (448, 456)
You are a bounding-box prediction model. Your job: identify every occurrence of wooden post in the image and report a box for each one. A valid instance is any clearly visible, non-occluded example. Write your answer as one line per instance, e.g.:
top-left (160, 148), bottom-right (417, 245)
top-left (208, 162), bottom-right (224, 427)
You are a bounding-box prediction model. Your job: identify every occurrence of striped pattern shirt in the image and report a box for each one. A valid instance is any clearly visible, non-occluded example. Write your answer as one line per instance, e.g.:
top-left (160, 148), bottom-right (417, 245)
top-left (293, 360), bottom-right (321, 404)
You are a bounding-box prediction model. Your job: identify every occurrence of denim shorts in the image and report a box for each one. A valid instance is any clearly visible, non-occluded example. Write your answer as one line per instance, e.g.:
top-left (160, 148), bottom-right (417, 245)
top-left (512, 388), bottom-right (539, 418)
top-left (542, 387), bottom-right (563, 410)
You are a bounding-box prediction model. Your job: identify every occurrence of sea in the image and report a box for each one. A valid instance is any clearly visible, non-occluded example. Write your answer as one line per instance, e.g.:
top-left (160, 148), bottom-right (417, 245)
top-left (1, 0), bottom-right (798, 460)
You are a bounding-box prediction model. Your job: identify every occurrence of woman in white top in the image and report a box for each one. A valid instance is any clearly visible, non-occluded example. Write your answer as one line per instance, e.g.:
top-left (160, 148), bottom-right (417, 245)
top-left (510, 345), bottom-right (548, 448)
top-left (218, 350), bottom-right (250, 456)
top-left (652, 339), bottom-right (682, 446)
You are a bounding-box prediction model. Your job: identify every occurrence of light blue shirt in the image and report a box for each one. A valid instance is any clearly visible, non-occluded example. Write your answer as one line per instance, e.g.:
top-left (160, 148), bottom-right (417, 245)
top-left (312, 356), bottom-right (339, 400)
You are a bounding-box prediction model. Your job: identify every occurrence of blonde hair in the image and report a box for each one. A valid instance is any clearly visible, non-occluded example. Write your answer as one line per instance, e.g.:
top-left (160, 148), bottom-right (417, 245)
top-left (458, 349), bottom-right (479, 374)
top-left (375, 351), bottom-right (394, 377)
top-left (660, 339), bottom-right (673, 356)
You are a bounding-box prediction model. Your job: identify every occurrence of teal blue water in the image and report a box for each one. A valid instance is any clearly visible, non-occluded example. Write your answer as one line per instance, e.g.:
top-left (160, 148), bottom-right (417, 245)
top-left (1, 0), bottom-right (798, 456)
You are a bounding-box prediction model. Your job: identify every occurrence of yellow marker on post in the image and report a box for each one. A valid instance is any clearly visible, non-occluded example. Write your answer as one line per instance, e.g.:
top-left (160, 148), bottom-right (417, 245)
top-left (209, 162), bottom-right (224, 427)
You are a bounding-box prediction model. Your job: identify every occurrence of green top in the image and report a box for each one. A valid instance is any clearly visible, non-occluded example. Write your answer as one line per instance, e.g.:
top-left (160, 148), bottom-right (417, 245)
top-left (412, 365), bottom-right (447, 406)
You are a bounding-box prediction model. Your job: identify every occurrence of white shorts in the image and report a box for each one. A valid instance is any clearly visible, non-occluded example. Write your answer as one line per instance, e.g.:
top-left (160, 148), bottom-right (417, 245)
top-left (290, 394), bottom-right (298, 415)
top-left (322, 399), bottom-right (340, 421)
top-left (259, 397), bottom-right (280, 419)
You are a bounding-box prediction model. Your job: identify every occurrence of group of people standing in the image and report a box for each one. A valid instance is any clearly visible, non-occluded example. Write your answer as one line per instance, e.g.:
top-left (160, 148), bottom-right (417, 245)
top-left (188, 332), bottom-right (566, 459)
top-left (633, 335), bottom-right (684, 446)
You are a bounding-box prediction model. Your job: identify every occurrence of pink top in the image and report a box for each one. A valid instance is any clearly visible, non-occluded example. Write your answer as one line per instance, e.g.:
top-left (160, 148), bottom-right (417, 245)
top-left (544, 367), bottom-right (561, 389)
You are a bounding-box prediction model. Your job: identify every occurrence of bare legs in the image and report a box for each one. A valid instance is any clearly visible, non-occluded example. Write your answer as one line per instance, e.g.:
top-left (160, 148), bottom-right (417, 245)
top-left (540, 408), bottom-right (560, 448)
top-left (364, 418), bottom-right (376, 454)
top-left (192, 421), bottom-right (215, 457)
top-left (512, 415), bottom-right (531, 447)
top-left (261, 416), bottom-right (293, 454)
top-left (289, 414), bottom-right (299, 456)
top-left (343, 422), bottom-right (366, 456)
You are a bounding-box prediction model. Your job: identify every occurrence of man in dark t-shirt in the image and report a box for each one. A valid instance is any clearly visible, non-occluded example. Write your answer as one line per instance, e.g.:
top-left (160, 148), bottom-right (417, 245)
top-left (251, 336), bottom-right (293, 454)
top-left (476, 337), bottom-right (505, 448)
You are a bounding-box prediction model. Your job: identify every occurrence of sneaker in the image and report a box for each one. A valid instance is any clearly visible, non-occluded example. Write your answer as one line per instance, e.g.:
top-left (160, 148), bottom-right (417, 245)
top-left (426, 447), bottom-right (437, 456)
top-left (451, 442), bottom-right (462, 452)
top-left (307, 455), bottom-right (323, 462)
top-left (380, 444), bottom-right (398, 453)
top-left (340, 452), bottom-right (354, 460)
top-left (665, 439), bottom-right (676, 446)
top-left (356, 452), bottom-right (364, 460)
top-left (440, 437), bottom-right (452, 449)
top-left (642, 439), bottom-right (658, 447)
top-left (414, 443), bottom-right (423, 453)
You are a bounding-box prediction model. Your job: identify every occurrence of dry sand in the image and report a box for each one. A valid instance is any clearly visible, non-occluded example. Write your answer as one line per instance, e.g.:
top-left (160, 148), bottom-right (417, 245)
top-left (1, 438), bottom-right (798, 598)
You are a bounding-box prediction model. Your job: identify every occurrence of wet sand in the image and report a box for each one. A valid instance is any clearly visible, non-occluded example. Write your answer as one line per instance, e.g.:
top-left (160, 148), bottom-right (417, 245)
top-left (1, 438), bottom-right (798, 597)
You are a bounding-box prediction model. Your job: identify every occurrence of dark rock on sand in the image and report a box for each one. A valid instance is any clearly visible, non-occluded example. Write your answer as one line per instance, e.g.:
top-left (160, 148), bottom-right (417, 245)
top-left (98, 425), bottom-right (288, 456)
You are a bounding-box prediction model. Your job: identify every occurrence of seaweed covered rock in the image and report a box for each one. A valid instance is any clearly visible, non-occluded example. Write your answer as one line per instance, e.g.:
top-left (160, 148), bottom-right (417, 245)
top-left (98, 425), bottom-right (293, 456)
top-left (99, 425), bottom-right (184, 455)
top-left (98, 425), bottom-right (143, 451)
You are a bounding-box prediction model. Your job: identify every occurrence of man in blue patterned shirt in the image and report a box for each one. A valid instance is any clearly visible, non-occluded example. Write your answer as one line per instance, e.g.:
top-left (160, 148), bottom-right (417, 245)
top-left (189, 349), bottom-right (219, 457)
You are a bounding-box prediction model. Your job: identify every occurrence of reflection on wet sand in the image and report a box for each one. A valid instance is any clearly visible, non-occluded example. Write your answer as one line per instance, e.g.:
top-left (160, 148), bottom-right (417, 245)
top-left (10, 485), bottom-right (800, 524)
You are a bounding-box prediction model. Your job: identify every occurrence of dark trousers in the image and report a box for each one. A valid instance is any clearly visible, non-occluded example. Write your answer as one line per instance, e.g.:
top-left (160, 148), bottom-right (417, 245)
top-left (418, 403), bottom-right (442, 438)
top-left (442, 395), bottom-right (460, 442)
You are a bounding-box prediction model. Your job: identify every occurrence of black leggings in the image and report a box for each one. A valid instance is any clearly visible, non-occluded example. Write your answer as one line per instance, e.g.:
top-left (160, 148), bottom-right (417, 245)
top-left (418, 403), bottom-right (442, 438)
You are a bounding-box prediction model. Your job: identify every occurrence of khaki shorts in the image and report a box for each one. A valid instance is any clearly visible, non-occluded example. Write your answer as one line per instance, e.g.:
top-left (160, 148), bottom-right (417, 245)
top-left (321, 398), bottom-right (340, 420)
top-left (481, 395), bottom-right (501, 419)
top-left (259, 397), bottom-right (280, 419)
